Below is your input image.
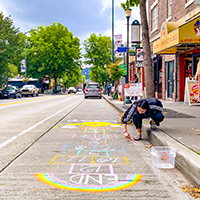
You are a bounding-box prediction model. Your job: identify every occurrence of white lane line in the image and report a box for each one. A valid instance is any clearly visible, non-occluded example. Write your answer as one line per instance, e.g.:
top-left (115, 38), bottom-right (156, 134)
top-left (0, 98), bottom-right (83, 149)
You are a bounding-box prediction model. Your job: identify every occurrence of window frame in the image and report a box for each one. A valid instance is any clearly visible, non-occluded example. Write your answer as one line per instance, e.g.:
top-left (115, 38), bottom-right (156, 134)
top-left (152, 5), bottom-right (158, 31)
top-left (168, 0), bottom-right (172, 18)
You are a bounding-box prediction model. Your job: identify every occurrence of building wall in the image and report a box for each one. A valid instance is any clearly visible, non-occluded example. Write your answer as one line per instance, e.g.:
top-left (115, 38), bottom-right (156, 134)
top-left (148, 0), bottom-right (199, 101)
top-left (148, 0), bottom-right (198, 35)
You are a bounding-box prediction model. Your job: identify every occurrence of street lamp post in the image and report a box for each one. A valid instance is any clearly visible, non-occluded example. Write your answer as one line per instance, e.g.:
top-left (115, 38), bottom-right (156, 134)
top-left (24, 31), bottom-right (28, 79)
top-left (125, 9), bottom-right (132, 104)
top-left (104, 64), bottom-right (107, 94)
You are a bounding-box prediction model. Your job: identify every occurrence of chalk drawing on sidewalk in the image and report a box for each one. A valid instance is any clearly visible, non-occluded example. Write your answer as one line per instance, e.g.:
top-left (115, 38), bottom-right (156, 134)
top-left (35, 120), bottom-right (143, 193)
top-left (68, 164), bottom-right (113, 174)
top-left (34, 173), bottom-right (143, 193)
top-left (62, 145), bottom-right (125, 152)
top-left (60, 121), bottom-right (122, 129)
top-left (49, 155), bottom-right (129, 165)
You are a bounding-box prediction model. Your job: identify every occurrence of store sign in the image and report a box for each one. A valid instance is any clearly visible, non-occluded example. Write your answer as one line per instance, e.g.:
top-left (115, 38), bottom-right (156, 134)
top-left (184, 77), bottom-right (200, 106)
top-left (199, 74), bottom-right (200, 101)
top-left (135, 62), bottom-right (144, 68)
top-left (123, 83), bottom-right (143, 97)
top-left (136, 48), bottom-right (144, 62)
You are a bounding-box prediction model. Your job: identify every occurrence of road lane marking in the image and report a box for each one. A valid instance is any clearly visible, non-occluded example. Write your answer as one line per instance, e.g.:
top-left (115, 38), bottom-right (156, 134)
top-left (0, 95), bottom-right (69, 107)
top-left (0, 98), bottom-right (83, 149)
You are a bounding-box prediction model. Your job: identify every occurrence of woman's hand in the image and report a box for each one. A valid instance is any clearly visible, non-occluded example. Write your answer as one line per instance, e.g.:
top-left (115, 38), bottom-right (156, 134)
top-left (124, 131), bottom-right (132, 140)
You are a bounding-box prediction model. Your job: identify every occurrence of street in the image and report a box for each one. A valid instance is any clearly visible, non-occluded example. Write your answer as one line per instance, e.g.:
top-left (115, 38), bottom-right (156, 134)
top-left (0, 93), bottom-right (194, 199)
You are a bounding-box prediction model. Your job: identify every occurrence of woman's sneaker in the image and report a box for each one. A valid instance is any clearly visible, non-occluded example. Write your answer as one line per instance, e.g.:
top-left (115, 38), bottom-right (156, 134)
top-left (150, 120), bottom-right (157, 130)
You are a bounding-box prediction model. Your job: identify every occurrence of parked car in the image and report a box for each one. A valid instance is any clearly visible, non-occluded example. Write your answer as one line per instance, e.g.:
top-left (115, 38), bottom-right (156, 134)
top-left (84, 83), bottom-right (102, 99)
top-left (68, 87), bottom-right (77, 94)
top-left (0, 89), bottom-right (2, 99)
top-left (21, 85), bottom-right (39, 97)
top-left (1, 85), bottom-right (21, 99)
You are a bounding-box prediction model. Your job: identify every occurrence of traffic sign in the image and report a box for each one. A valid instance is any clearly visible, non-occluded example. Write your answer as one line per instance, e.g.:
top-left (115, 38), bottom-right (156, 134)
top-left (117, 47), bottom-right (127, 53)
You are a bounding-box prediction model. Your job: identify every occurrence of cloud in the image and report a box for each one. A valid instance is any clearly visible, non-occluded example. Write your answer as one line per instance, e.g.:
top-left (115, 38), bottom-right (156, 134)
top-left (0, 0), bottom-right (140, 55)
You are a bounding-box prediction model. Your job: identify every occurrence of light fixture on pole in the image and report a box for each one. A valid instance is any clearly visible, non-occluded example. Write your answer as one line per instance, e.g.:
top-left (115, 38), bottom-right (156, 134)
top-left (131, 20), bottom-right (140, 45)
top-left (125, 9), bottom-right (132, 104)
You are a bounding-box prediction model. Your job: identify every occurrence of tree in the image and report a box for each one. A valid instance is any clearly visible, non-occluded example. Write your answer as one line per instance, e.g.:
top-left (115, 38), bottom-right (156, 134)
top-left (26, 22), bottom-right (82, 91)
top-left (0, 12), bottom-right (24, 86)
top-left (89, 66), bottom-right (109, 85)
top-left (8, 64), bottom-right (18, 78)
top-left (121, 0), bottom-right (155, 98)
top-left (83, 33), bottom-right (112, 85)
top-left (109, 62), bottom-right (125, 84)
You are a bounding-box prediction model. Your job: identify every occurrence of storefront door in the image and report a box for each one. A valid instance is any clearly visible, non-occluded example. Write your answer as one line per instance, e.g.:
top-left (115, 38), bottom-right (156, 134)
top-left (166, 61), bottom-right (174, 99)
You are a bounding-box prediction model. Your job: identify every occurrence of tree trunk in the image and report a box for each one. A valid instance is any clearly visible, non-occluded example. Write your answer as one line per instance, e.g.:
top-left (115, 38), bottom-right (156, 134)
top-left (140, 0), bottom-right (155, 98)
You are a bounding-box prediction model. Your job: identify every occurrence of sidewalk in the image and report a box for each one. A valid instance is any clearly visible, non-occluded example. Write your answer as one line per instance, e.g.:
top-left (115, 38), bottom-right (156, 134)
top-left (102, 94), bottom-right (200, 186)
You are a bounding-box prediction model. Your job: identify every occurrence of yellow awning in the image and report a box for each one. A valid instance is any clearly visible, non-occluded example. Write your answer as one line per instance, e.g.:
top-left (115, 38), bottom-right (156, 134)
top-left (153, 16), bottom-right (200, 54)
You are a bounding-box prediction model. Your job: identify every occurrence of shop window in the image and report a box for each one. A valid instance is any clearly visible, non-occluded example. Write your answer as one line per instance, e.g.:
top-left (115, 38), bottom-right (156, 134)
top-left (152, 6), bottom-right (158, 31)
top-left (166, 61), bottom-right (174, 99)
top-left (168, 0), bottom-right (172, 18)
top-left (192, 53), bottom-right (200, 76)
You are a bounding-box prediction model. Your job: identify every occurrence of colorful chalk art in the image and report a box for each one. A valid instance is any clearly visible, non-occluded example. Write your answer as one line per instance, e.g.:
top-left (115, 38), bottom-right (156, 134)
top-left (34, 120), bottom-right (143, 193)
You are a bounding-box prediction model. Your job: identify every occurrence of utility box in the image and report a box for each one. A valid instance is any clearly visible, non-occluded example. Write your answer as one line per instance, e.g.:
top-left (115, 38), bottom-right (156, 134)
top-left (151, 146), bottom-right (176, 169)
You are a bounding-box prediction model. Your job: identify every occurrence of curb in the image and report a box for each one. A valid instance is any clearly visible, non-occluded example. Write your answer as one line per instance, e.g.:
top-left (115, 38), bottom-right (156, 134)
top-left (103, 95), bottom-right (200, 186)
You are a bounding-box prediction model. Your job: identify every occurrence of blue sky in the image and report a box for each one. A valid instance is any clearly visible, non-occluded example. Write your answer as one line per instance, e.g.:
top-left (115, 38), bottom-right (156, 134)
top-left (0, 0), bottom-right (139, 42)
top-left (0, 0), bottom-right (140, 65)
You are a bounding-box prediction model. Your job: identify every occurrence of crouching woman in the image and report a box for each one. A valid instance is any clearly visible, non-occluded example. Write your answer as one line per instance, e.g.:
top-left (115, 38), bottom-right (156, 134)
top-left (122, 98), bottom-right (164, 141)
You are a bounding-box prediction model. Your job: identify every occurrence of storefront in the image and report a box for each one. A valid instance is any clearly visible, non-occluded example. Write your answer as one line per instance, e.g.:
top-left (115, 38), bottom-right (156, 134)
top-left (153, 15), bottom-right (200, 101)
top-left (152, 55), bottom-right (162, 99)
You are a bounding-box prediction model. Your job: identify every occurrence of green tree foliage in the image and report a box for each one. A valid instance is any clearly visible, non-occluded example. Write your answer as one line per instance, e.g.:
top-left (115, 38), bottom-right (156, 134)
top-left (8, 63), bottom-right (18, 78)
top-left (26, 22), bottom-right (82, 89)
top-left (121, 0), bottom-right (140, 10)
top-left (109, 62), bottom-right (125, 81)
top-left (121, 0), bottom-right (155, 97)
top-left (0, 12), bottom-right (24, 86)
top-left (89, 65), bottom-right (109, 85)
top-left (83, 33), bottom-right (112, 85)
top-left (62, 67), bottom-right (82, 88)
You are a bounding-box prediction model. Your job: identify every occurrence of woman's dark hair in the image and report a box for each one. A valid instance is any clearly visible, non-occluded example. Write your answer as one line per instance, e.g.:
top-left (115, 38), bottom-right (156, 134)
top-left (137, 99), bottom-right (149, 109)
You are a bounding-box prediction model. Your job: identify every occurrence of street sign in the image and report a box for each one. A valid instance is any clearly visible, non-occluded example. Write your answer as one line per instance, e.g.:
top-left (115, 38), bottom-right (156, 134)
top-left (136, 48), bottom-right (144, 62)
top-left (117, 47), bottom-right (127, 53)
top-left (135, 61), bottom-right (144, 68)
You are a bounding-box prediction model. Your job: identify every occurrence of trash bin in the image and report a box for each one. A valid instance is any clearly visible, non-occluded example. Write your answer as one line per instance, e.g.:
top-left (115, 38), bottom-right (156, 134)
top-left (151, 146), bottom-right (176, 169)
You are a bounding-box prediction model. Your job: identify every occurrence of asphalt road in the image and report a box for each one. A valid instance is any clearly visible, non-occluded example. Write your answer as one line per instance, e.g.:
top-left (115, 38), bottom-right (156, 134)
top-left (0, 93), bottom-right (194, 199)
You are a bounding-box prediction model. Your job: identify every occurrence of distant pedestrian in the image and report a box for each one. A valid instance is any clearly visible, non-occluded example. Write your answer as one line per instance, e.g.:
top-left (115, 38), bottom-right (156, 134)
top-left (131, 74), bottom-right (139, 101)
top-left (134, 74), bottom-right (138, 83)
top-left (107, 84), bottom-right (111, 96)
top-left (122, 98), bottom-right (164, 141)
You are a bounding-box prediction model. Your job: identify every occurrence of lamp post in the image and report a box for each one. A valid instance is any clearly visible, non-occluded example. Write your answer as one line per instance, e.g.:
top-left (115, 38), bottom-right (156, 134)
top-left (24, 31), bottom-right (29, 79)
top-left (104, 64), bottom-right (107, 94)
top-left (125, 9), bottom-right (132, 104)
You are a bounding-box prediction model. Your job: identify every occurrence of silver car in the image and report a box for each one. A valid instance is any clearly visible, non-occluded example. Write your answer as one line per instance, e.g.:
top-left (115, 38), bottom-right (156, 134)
top-left (84, 83), bottom-right (102, 99)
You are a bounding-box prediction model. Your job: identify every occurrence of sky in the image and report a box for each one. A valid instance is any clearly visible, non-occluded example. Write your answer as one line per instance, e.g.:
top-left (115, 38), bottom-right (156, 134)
top-left (0, 0), bottom-right (140, 64)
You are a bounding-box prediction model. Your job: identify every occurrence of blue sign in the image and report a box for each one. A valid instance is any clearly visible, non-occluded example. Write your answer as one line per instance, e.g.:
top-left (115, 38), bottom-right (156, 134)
top-left (117, 47), bottom-right (127, 53)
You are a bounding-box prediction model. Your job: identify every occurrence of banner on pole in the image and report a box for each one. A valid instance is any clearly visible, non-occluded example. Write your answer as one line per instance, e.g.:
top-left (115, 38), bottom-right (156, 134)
top-left (21, 60), bottom-right (25, 72)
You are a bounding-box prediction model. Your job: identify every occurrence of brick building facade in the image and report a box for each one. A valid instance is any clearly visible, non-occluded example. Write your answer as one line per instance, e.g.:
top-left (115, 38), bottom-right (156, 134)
top-left (148, 0), bottom-right (200, 101)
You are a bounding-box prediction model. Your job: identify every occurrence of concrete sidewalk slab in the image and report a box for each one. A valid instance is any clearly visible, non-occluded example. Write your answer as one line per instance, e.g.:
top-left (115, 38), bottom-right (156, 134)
top-left (102, 94), bottom-right (200, 186)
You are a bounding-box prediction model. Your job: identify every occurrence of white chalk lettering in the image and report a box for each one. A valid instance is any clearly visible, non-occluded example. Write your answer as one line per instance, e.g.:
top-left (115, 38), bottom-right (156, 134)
top-left (85, 174), bottom-right (103, 185)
